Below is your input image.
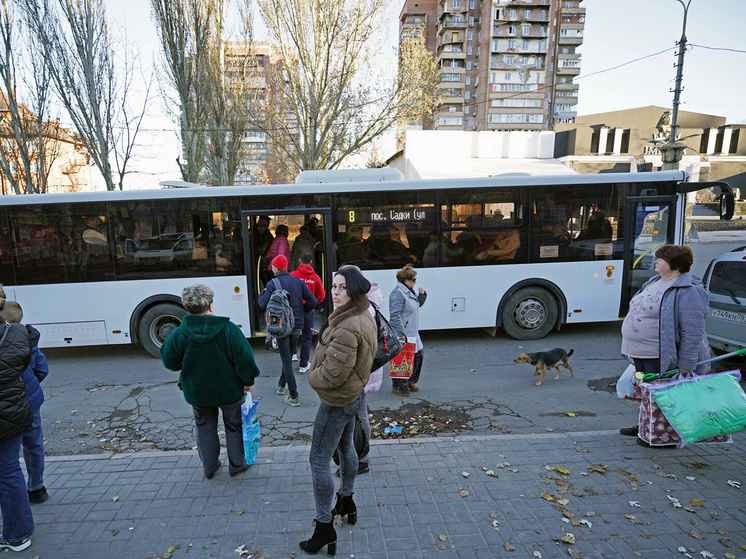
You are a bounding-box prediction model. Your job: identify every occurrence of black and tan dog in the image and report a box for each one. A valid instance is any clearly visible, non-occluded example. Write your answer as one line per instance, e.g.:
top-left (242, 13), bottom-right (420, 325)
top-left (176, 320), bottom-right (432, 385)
top-left (514, 348), bottom-right (575, 387)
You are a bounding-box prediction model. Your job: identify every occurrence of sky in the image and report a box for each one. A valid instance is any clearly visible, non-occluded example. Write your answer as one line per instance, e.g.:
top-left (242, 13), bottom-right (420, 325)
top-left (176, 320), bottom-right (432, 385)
top-left (102, 0), bottom-right (746, 189)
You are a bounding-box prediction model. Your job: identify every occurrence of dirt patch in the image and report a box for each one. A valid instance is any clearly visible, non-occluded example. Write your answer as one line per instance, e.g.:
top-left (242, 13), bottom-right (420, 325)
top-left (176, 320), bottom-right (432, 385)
top-left (369, 400), bottom-right (476, 439)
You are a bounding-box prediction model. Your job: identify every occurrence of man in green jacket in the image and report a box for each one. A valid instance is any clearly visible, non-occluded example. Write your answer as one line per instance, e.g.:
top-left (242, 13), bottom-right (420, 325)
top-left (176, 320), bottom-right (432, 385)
top-left (161, 284), bottom-right (260, 479)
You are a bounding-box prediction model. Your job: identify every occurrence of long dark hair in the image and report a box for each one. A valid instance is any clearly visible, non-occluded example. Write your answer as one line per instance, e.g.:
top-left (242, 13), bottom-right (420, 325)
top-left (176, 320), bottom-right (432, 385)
top-left (317, 265), bottom-right (371, 340)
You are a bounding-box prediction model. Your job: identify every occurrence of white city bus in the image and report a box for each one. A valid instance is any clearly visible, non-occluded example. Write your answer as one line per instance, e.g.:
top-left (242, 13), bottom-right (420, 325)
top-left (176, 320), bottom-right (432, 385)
top-left (0, 170), bottom-right (734, 357)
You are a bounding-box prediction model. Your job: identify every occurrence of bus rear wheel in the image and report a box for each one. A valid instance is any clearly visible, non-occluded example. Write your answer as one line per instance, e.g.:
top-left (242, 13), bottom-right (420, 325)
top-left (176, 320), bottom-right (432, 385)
top-left (139, 303), bottom-right (185, 358)
top-left (501, 287), bottom-right (558, 340)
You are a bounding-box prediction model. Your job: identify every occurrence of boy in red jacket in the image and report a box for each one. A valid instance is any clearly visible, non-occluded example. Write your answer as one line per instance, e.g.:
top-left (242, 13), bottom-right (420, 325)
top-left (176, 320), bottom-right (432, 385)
top-left (290, 251), bottom-right (326, 373)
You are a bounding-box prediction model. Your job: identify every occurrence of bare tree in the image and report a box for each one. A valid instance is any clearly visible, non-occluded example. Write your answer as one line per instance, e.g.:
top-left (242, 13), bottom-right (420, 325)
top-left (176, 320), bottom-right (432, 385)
top-left (19, 0), bottom-right (149, 191)
top-left (151, 0), bottom-right (256, 186)
top-left (0, 0), bottom-right (61, 194)
top-left (257, 0), bottom-right (438, 173)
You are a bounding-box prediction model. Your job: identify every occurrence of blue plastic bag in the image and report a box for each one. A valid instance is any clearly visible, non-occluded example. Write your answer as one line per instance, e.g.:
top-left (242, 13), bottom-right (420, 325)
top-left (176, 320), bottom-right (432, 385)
top-left (241, 397), bottom-right (260, 465)
top-left (647, 370), bottom-right (746, 447)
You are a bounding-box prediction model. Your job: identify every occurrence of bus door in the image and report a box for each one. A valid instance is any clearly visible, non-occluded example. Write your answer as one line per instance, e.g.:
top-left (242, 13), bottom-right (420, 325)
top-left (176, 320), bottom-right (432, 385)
top-left (619, 195), bottom-right (677, 317)
top-left (241, 209), bottom-right (333, 335)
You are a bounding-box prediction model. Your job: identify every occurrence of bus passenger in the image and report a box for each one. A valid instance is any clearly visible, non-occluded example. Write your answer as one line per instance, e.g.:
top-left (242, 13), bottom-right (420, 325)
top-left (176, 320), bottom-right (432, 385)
top-left (474, 228), bottom-right (520, 263)
top-left (266, 224), bottom-right (291, 271)
top-left (338, 226), bottom-right (368, 265)
top-left (160, 284), bottom-right (260, 479)
top-left (291, 251), bottom-right (326, 373)
top-left (389, 265), bottom-right (427, 397)
top-left (255, 216), bottom-right (274, 285)
top-left (290, 225), bottom-right (317, 271)
top-left (386, 225), bottom-right (417, 268)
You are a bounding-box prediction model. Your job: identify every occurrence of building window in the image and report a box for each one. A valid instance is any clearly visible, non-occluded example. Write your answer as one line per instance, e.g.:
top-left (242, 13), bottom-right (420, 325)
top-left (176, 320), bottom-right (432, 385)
top-left (508, 25), bottom-right (516, 34)
top-left (520, 56), bottom-right (527, 65)
top-left (449, 106), bottom-right (458, 112)
top-left (565, 1), bottom-right (573, 7)
top-left (519, 72), bottom-right (526, 81)
top-left (453, 0), bottom-right (460, 8)
top-left (439, 116), bottom-right (463, 126)
top-left (468, 31), bottom-right (473, 40)
top-left (522, 40), bottom-right (529, 49)
top-left (560, 77), bottom-right (567, 84)
top-left (469, 0), bottom-right (474, 7)
top-left (466, 61), bottom-right (472, 70)
top-left (488, 113), bottom-right (543, 123)
top-left (505, 55), bottom-right (514, 65)
top-left (508, 40), bottom-right (515, 49)
top-left (441, 73), bottom-right (461, 82)
top-left (467, 46), bottom-right (472, 55)
top-left (522, 25), bottom-right (530, 34)
top-left (466, 76), bottom-right (471, 84)
top-left (525, 9), bottom-right (531, 18)
top-left (509, 9), bottom-right (516, 18)
top-left (541, 9), bottom-right (546, 19)
top-left (561, 48), bottom-right (569, 54)
top-left (493, 40), bottom-right (499, 51)
top-left (563, 17), bottom-right (571, 22)
top-left (465, 91), bottom-right (471, 99)
top-left (464, 106), bottom-right (470, 114)
top-left (504, 72), bottom-right (511, 80)
top-left (469, 16), bottom-right (474, 25)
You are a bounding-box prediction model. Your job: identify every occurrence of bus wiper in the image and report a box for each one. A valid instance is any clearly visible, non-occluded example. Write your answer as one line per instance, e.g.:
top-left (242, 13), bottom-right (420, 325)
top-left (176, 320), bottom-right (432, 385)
top-left (719, 289), bottom-right (741, 305)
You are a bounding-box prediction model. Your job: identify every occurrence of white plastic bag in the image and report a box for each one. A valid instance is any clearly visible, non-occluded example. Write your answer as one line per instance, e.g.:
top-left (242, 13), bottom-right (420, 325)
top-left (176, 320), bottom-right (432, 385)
top-left (616, 364), bottom-right (641, 401)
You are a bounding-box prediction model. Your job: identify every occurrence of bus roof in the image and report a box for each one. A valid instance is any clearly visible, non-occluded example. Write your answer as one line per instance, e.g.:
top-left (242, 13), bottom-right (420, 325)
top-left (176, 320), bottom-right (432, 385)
top-left (0, 170), bottom-right (689, 206)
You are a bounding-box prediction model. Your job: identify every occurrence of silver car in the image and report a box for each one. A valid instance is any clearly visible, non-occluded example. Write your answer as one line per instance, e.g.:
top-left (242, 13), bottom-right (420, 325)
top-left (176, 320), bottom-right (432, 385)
top-left (702, 246), bottom-right (746, 353)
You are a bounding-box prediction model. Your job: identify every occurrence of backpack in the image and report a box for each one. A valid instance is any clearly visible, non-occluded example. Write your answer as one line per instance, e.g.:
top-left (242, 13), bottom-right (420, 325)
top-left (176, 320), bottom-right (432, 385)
top-left (370, 303), bottom-right (405, 372)
top-left (265, 278), bottom-right (295, 338)
top-left (333, 413), bottom-right (369, 466)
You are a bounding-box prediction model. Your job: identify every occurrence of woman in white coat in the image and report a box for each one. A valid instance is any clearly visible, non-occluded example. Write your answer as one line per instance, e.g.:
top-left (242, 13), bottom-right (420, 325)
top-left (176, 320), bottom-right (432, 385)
top-left (389, 265), bottom-right (427, 396)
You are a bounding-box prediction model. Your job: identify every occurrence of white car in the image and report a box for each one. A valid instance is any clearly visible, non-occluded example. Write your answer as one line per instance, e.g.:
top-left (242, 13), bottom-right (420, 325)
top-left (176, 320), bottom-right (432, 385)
top-left (702, 246), bottom-right (746, 354)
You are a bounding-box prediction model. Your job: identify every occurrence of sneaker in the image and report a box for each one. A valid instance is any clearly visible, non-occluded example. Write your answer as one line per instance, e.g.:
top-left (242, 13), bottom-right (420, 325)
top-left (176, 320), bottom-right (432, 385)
top-left (276, 385), bottom-right (287, 395)
top-left (0, 537), bottom-right (31, 552)
top-left (292, 354), bottom-right (298, 362)
top-left (28, 487), bottom-right (50, 504)
top-left (299, 364), bottom-right (310, 374)
top-left (408, 382), bottom-right (420, 392)
top-left (284, 394), bottom-right (301, 407)
top-left (619, 426), bottom-right (639, 437)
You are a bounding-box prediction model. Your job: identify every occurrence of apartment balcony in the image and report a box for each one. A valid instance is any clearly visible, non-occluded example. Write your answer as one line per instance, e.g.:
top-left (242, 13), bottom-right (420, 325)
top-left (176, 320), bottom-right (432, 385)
top-left (554, 110), bottom-right (578, 120)
top-left (438, 49), bottom-right (467, 61)
top-left (439, 90), bottom-right (465, 104)
top-left (438, 18), bottom-right (467, 34)
top-left (556, 82), bottom-right (579, 92)
top-left (437, 79), bottom-right (464, 89)
top-left (490, 82), bottom-right (542, 94)
top-left (557, 62), bottom-right (581, 75)
top-left (558, 34), bottom-right (583, 46)
top-left (560, 7), bottom-right (586, 15)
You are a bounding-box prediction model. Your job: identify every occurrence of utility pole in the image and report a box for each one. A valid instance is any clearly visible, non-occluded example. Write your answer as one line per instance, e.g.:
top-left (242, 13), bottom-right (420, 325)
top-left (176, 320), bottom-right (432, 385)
top-left (660, 0), bottom-right (691, 171)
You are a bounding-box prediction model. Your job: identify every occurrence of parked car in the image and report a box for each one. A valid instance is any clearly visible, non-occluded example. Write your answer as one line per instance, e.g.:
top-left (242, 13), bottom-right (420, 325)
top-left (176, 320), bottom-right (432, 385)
top-left (702, 246), bottom-right (746, 354)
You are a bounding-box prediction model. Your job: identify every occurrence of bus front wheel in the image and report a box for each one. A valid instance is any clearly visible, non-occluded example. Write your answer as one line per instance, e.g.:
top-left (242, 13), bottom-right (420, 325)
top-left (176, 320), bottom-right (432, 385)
top-left (501, 287), bottom-right (558, 340)
top-left (139, 303), bottom-right (185, 358)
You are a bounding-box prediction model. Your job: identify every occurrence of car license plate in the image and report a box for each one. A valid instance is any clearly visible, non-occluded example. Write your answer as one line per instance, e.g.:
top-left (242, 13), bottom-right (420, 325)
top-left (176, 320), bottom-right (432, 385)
top-left (710, 308), bottom-right (746, 323)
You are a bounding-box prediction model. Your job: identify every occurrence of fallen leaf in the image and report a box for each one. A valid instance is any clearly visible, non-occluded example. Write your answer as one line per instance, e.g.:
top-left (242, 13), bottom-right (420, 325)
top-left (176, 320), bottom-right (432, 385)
top-left (439, 534), bottom-right (447, 542)
top-left (711, 512), bottom-right (721, 520)
top-left (504, 543), bottom-right (516, 551)
top-left (629, 501), bottom-right (640, 508)
top-left (437, 544), bottom-right (446, 550)
top-left (568, 549), bottom-right (584, 559)
top-left (700, 552), bottom-right (715, 559)
top-left (461, 471), bottom-right (470, 478)
top-left (290, 553), bottom-right (296, 558)
top-left (566, 412), bottom-right (576, 417)
top-left (540, 491), bottom-right (554, 501)
top-left (458, 487), bottom-right (469, 498)
top-left (560, 534), bottom-right (575, 544)
top-left (490, 512), bottom-right (499, 518)
top-left (579, 519), bottom-right (592, 529)
top-left (718, 530), bottom-right (729, 536)
top-left (546, 428), bottom-right (555, 432)
top-left (585, 511), bottom-right (596, 517)
top-left (587, 464), bottom-right (608, 474)
top-left (235, 509), bottom-right (244, 516)
top-left (555, 467), bottom-right (570, 475)
top-left (563, 510), bottom-right (575, 519)
top-left (112, 529), bottom-right (119, 536)
top-left (427, 476), bottom-right (434, 481)
top-left (485, 470), bottom-right (499, 478)
top-left (332, 515), bottom-right (342, 528)
top-left (575, 447), bottom-right (592, 453)
top-left (720, 538), bottom-right (732, 547)
top-left (111, 495), bottom-right (119, 503)
top-left (557, 498), bottom-right (570, 506)
top-left (690, 531), bottom-right (704, 539)
top-left (690, 499), bottom-right (704, 507)
top-left (166, 545), bottom-right (181, 553)
top-left (726, 480), bottom-right (741, 488)
top-left (725, 554), bottom-right (738, 559)
top-left (533, 552), bottom-right (542, 558)
top-left (624, 514), bottom-right (643, 525)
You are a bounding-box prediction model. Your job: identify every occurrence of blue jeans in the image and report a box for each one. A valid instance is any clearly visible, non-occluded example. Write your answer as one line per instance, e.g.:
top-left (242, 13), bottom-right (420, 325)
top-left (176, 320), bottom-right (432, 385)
top-left (277, 329), bottom-right (302, 398)
top-left (299, 311), bottom-right (315, 367)
top-left (193, 396), bottom-right (245, 476)
top-left (309, 392), bottom-right (363, 523)
top-left (0, 433), bottom-right (34, 542)
top-left (22, 408), bottom-right (45, 491)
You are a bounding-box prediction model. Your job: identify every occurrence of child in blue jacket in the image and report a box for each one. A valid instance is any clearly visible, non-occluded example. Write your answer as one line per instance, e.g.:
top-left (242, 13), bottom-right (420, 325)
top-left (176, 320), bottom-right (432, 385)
top-left (4, 301), bottom-right (50, 504)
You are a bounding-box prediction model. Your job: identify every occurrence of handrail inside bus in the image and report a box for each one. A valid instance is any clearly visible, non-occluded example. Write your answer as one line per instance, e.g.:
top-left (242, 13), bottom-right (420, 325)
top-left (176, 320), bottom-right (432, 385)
top-left (257, 256), bottom-right (262, 296)
top-left (633, 243), bottom-right (665, 269)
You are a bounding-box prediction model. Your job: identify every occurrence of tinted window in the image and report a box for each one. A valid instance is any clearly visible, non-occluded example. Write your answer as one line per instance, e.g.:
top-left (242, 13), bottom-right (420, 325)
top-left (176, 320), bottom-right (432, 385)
top-left (335, 190), bottom-right (437, 270)
top-left (7, 203), bottom-right (115, 285)
top-left (710, 261), bottom-right (746, 299)
top-left (0, 209), bottom-right (15, 286)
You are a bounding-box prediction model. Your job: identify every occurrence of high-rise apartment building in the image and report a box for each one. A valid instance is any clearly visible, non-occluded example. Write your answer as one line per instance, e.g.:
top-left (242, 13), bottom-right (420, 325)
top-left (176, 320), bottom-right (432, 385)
top-left (399, 0), bottom-right (584, 132)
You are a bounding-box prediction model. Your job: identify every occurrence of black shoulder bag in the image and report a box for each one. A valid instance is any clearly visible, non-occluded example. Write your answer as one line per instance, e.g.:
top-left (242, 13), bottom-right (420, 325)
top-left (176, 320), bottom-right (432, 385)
top-left (370, 302), bottom-right (404, 372)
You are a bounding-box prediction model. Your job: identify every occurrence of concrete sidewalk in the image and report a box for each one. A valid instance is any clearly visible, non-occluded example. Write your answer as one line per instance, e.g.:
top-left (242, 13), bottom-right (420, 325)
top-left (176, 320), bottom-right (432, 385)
top-left (6, 431), bottom-right (746, 559)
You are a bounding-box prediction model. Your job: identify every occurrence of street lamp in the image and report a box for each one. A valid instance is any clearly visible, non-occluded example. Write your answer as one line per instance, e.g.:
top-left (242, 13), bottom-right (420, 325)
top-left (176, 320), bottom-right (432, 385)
top-left (660, 0), bottom-right (691, 170)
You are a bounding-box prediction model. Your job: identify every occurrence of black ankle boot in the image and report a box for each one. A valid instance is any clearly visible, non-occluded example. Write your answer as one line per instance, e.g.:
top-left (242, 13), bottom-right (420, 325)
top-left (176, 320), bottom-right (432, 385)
top-left (299, 519), bottom-right (337, 555)
top-left (331, 492), bottom-right (357, 525)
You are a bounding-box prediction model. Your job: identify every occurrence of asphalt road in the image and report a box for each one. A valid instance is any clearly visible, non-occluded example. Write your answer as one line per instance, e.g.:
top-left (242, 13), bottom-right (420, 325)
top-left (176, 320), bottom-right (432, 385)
top-left (34, 236), bottom-right (746, 456)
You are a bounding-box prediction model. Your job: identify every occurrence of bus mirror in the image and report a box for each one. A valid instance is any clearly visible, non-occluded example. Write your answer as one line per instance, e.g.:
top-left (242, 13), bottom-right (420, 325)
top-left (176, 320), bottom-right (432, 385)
top-left (720, 190), bottom-right (735, 221)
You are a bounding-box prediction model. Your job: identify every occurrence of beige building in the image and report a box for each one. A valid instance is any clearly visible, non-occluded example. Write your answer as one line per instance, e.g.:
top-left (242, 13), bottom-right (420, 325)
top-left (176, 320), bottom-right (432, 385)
top-left (0, 96), bottom-right (94, 194)
top-left (554, 105), bottom-right (746, 194)
top-left (399, 0), bottom-right (584, 132)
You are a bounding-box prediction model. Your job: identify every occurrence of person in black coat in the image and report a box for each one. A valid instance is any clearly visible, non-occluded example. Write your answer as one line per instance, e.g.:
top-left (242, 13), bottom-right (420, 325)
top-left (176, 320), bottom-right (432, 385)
top-left (0, 316), bottom-right (35, 551)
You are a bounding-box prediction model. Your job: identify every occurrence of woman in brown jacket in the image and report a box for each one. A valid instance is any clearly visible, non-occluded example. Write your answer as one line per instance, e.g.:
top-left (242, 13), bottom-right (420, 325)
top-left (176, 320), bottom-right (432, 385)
top-left (299, 265), bottom-right (377, 555)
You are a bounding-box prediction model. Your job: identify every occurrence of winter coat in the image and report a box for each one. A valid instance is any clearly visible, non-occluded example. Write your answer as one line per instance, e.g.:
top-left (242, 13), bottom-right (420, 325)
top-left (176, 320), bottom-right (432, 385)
top-left (290, 237), bottom-right (318, 271)
top-left (309, 296), bottom-right (377, 407)
top-left (0, 322), bottom-right (33, 441)
top-left (389, 282), bottom-right (427, 351)
top-left (632, 273), bottom-right (711, 374)
top-left (160, 314), bottom-right (261, 408)
top-left (290, 264), bottom-right (326, 306)
top-left (258, 270), bottom-right (317, 330)
top-left (266, 235), bottom-right (291, 269)
top-left (22, 325), bottom-right (48, 412)
top-left (365, 283), bottom-right (384, 394)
